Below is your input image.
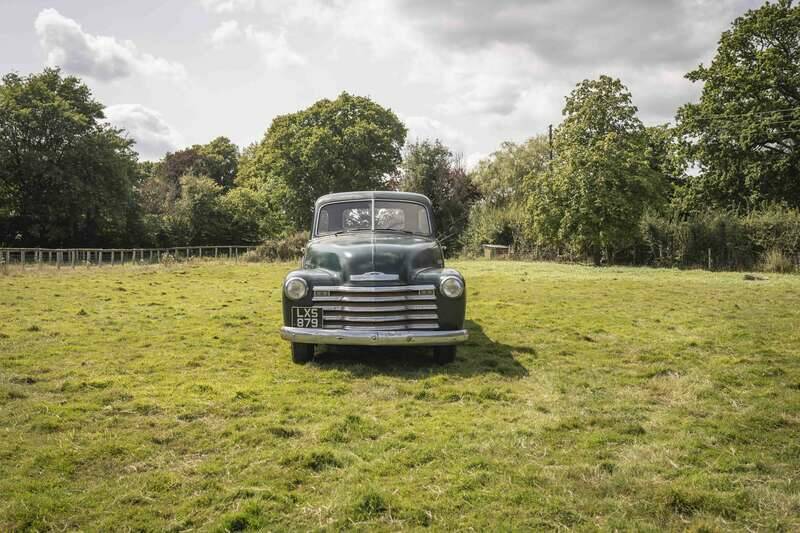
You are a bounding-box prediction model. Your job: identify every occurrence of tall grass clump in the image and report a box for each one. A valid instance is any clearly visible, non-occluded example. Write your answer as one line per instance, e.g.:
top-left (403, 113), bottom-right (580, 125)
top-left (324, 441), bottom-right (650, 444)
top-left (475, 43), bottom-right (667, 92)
top-left (246, 232), bottom-right (308, 262)
top-left (462, 201), bottom-right (534, 257)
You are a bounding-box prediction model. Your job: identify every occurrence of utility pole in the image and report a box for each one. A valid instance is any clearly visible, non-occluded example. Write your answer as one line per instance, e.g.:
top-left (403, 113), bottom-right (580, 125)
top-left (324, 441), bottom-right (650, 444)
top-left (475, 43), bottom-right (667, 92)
top-left (548, 124), bottom-right (553, 165)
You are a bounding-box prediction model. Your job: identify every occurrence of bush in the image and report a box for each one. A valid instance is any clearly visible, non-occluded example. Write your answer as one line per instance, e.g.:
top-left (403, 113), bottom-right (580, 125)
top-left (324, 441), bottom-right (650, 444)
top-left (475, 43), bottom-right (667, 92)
top-left (743, 204), bottom-right (800, 258)
top-left (639, 206), bottom-right (800, 271)
top-left (761, 248), bottom-right (794, 273)
top-left (461, 201), bottom-right (534, 256)
top-left (244, 232), bottom-right (308, 262)
top-left (159, 253), bottom-right (176, 266)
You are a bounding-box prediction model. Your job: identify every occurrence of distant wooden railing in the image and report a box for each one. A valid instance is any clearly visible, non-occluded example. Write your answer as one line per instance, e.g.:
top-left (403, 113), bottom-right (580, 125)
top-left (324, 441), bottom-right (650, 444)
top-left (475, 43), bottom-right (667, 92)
top-left (0, 246), bottom-right (257, 267)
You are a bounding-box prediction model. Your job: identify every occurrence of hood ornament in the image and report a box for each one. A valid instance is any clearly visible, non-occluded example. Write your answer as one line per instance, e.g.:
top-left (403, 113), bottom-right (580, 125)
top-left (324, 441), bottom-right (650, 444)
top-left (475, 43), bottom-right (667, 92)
top-left (350, 271), bottom-right (400, 282)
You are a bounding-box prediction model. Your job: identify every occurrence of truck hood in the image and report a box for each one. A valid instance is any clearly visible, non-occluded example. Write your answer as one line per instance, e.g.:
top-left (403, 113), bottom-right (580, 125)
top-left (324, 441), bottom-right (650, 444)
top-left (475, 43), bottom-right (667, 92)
top-left (303, 232), bottom-right (445, 284)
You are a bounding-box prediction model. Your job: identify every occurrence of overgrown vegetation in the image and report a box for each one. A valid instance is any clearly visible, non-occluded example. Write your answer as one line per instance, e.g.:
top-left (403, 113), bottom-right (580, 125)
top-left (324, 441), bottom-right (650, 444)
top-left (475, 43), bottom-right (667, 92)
top-left (1, 261), bottom-right (798, 530)
top-left (3, 1), bottom-right (798, 267)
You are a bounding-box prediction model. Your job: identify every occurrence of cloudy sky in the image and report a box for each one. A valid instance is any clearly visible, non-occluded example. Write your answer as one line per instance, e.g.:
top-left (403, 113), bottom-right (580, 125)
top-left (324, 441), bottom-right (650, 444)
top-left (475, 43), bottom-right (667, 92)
top-left (1, 0), bottom-right (761, 163)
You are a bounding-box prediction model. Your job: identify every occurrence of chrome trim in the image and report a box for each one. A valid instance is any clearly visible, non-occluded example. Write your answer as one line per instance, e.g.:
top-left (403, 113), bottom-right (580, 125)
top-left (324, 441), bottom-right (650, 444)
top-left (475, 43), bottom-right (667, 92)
top-left (350, 272), bottom-right (400, 282)
top-left (313, 284), bottom-right (435, 293)
top-left (284, 277), bottom-right (308, 300)
top-left (439, 275), bottom-right (464, 298)
top-left (313, 295), bottom-right (435, 302)
top-left (324, 313), bottom-right (438, 322)
top-left (281, 327), bottom-right (468, 346)
top-left (323, 323), bottom-right (440, 331)
top-left (316, 304), bottom-right (437, 312)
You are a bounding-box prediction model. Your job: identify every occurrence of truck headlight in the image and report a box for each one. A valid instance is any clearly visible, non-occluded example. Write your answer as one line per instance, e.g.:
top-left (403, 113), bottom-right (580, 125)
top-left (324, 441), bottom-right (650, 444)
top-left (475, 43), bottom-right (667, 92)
top-left (284, 277), bottom-right (308, 300)
top-left (440, 276), bottom-right (464, 298)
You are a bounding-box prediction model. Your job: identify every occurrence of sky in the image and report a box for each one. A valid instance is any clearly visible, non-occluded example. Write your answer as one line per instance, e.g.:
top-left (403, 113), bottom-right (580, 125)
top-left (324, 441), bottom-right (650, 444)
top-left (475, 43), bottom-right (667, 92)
top-left (0, 0), bottom-right (762, 165)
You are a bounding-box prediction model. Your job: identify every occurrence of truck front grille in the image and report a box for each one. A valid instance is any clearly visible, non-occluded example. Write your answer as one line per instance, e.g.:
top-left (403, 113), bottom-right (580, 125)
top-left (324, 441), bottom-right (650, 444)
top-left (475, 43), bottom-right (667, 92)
top-left (312, 285), bottom-right (439, 330)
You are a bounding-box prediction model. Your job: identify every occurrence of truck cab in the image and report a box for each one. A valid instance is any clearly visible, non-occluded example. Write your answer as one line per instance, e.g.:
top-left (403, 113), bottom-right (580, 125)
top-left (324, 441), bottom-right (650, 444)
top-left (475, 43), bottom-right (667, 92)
top-left (280, 191), bottom-right (467, 364)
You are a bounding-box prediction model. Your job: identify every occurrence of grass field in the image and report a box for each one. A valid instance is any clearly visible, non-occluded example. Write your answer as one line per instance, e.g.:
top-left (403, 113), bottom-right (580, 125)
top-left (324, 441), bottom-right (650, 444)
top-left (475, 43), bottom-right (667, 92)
top-left (1, 260), bottom-right (799, 531)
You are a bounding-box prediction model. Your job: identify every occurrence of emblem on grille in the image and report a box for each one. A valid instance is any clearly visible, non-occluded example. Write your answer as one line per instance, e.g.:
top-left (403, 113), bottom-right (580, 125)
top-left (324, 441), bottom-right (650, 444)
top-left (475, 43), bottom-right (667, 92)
top-left (350, 271), bottom-right (400, 282)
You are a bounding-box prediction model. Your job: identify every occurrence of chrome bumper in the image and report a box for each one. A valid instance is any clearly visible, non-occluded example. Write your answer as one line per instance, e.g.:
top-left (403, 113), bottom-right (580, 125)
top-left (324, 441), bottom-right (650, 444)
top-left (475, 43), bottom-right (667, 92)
top-left (280, 327), bottom-right (468, 346)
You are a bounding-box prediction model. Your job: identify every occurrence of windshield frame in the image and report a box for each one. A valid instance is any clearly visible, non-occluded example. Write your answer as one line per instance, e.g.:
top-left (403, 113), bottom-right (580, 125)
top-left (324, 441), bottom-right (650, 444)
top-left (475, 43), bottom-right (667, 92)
top-left (313, 199), bottom-right (433, 237)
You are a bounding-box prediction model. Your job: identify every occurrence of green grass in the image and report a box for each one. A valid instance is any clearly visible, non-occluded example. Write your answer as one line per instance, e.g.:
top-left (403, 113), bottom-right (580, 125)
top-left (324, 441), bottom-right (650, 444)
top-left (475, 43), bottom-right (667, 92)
top-left (1, 260), bottom-right (799, 531)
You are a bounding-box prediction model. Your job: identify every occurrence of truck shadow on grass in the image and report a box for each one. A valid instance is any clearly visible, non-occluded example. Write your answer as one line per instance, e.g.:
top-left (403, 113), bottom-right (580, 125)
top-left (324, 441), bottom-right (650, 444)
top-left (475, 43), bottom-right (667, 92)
top-left (314, 320), bottom-right (531, 378)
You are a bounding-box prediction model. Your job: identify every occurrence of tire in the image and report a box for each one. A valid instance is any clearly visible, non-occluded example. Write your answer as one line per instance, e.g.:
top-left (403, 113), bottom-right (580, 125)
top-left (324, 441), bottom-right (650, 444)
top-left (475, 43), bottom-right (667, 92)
top-left (291, 342), bottom-right (314, 364)
top-left (433, 345), bottom-right (456, 365)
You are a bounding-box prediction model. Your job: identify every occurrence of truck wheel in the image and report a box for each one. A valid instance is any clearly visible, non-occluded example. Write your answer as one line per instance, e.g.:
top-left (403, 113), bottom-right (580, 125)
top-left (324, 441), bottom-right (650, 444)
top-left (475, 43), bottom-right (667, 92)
top-left (433, 345), bottom-right (456, 365)
top-left (291, 343), bottom-right (314, 364)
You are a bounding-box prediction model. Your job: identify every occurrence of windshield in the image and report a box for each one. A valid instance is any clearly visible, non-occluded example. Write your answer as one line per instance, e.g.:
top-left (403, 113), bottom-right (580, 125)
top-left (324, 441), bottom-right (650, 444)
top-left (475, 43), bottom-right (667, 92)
top-left (316, 200), bottom-right (432, 236)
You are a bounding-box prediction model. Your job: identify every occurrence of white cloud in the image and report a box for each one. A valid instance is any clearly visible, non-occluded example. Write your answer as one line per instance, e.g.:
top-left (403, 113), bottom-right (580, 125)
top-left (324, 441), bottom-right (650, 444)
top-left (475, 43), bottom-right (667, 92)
top-left (244, 25), bottom-right (306, 68)
top-left (34, 9), bottom-right (186, 82)
top-left (105, 104), bottom-right (183, 160)
top-left (464, 152), bottom-right (488, 171)
top-left (210, 19), bottom-right (241, 45)
top-left (200, 0), bottom-right (256, 14)
top-left (403, 115), bottom-right (471, 152)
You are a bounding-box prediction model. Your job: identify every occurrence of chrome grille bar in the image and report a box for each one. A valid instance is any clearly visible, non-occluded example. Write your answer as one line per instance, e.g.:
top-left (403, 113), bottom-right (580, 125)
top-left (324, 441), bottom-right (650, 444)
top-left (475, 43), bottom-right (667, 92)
top-left (312, 284), bottom-right (439, 331)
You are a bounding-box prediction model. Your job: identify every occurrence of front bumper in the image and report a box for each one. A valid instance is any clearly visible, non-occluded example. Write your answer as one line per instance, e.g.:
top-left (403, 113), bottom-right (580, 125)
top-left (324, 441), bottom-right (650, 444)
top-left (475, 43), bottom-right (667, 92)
top-left (280, 327), bottom-right (468, 346)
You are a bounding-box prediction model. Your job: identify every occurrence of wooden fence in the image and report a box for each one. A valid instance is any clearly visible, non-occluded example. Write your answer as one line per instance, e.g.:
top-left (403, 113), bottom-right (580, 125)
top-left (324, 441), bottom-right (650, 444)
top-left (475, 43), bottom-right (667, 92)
top-left (0, 246), bottom-right (257, 268)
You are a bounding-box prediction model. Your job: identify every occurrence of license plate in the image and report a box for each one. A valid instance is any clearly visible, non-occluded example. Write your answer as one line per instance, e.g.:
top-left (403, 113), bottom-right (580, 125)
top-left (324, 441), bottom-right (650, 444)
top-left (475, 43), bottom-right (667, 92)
top-left (292, 307), bottom-right (323, 328)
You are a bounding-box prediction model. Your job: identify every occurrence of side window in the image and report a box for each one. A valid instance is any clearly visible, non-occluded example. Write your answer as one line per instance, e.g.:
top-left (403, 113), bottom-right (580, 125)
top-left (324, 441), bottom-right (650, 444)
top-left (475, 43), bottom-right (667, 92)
top-left (318, 210), bottom-right (329, 234)
top-left (418, 209), bottom-right (431, 234)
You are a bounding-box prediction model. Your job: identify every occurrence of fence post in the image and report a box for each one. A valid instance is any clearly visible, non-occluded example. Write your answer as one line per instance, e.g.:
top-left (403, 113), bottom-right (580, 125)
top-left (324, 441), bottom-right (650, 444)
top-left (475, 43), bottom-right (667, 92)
top-left (707, 248), bottom-right (712, 271)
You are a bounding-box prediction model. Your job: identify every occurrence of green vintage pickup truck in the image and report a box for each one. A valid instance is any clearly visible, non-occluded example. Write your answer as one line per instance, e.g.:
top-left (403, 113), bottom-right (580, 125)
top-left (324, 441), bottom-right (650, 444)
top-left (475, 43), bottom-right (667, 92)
top-left (280, 191), bottom-right (468, 364)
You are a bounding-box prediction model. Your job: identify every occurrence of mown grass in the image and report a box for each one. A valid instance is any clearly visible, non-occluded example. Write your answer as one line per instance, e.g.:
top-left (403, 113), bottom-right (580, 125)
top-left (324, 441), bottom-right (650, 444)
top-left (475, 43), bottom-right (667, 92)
top-left (1, 260), bottom-right (799, 531)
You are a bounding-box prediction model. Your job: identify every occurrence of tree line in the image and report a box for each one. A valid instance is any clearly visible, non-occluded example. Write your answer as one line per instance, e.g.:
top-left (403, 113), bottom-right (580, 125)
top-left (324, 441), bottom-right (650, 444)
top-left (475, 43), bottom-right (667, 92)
top-left (1, 0), bottom-right (798, 269)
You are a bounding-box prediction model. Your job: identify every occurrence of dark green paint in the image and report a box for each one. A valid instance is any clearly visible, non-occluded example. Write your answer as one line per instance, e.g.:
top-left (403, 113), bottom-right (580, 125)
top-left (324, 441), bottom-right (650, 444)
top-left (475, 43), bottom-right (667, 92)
top-left (282, 192), bottom-right (466, 330)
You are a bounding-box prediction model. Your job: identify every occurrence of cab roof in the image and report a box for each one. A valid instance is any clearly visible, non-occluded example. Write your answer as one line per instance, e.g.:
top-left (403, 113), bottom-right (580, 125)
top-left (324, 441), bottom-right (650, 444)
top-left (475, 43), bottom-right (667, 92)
top-left (314, 191), bottom-right (432, 210)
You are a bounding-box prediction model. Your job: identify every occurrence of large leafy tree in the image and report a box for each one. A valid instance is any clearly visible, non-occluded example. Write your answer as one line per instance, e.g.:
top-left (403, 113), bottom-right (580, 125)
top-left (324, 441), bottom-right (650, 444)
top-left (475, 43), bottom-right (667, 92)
top-left (238, 92), bottom-right (407, 228)
top-left (676, 0), bottom-right (800, 210)
top-left (531, 76), bottom-right (667, 263)
top-left (400, 139), bottom-right (478, 245)
top-left (0, 68), bottom-right (140, 246)
top-left (470, 135), bottom-right (550, 207)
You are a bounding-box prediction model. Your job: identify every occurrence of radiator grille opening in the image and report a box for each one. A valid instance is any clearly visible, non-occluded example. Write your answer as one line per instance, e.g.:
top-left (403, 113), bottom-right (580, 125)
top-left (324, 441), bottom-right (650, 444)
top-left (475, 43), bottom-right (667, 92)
top-left (312, 284), bottom-right (439, 330)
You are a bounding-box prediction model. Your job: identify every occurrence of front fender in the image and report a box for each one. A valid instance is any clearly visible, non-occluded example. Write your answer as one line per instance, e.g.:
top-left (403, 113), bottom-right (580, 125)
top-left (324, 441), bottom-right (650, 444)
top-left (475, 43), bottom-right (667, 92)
top-left (281, 268), bottom-right (340, 326)
top-left (413, 268), bottom-right (466, 330)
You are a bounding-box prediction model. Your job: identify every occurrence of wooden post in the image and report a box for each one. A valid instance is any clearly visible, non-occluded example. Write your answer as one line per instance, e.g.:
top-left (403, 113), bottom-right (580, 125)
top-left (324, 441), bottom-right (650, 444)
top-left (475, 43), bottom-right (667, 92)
top-left (214, 247), bottom-right (218, 258)
top-left (21, 250), bottom-right (25, 267)
top-left (707, 248), bottom-right (712, 271)
top-left (57, 250), bottom-right (61, 269)
top-left (71, 250), bottom-right (75, 268)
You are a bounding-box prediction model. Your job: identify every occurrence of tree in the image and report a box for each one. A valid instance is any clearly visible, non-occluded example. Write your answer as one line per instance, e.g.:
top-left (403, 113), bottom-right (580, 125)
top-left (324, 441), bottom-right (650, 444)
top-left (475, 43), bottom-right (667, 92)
top-left (222, 187), bottom-right (288, 244)
top-left (0, 68), bottom-right (140, 246)
top-left (530, 76), bottom-right (667, 264)
top-left (196, 136), bottom-right (238, 190)
top-left (400, 139), bottom-right (478, 244)
top-left (470, 136), bottom-right (550, 206)
top-left (156, 136), bottom-right (239, 200)
top-left (238, 92), bottom-right (407, 228)
top-left (167, 174), bottom-right (230, 245)
top-left (676, 0), bottom-right (800, 210)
